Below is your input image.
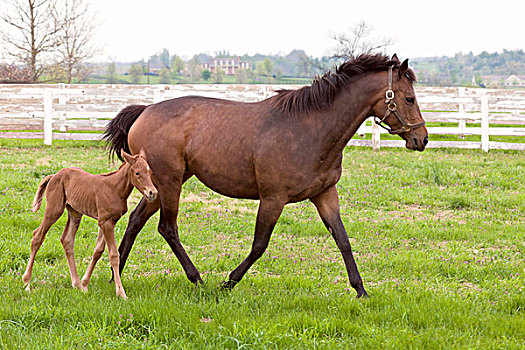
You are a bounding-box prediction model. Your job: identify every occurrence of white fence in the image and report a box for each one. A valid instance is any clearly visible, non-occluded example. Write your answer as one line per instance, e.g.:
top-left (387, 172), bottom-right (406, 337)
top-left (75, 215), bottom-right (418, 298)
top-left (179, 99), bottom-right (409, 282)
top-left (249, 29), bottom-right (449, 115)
top-left (0, 84), bottom-right (524, 151)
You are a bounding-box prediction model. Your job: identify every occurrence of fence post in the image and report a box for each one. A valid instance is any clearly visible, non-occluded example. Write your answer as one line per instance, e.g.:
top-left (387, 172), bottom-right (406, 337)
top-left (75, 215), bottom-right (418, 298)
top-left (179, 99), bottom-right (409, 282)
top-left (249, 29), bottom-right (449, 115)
top-left (372, 118), bottom-right (380, 151)
top-left (458, 103), bottom-right (466, 139)
top-left (43, 89), bottom-right (53, 145)
top-left (481, 96), bottom-right (489, 152)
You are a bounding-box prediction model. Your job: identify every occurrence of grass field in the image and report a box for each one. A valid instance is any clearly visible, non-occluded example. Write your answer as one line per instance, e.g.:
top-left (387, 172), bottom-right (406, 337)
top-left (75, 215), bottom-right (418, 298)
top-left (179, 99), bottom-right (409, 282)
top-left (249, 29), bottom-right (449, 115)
top-left (0, 140), bottom-right (524, 349)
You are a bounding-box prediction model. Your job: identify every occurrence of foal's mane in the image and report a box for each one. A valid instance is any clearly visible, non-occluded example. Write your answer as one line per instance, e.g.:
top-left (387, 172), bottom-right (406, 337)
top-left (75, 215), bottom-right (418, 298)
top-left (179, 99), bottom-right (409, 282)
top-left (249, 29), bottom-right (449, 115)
top-left (269, 53), bottom-right (416, 116)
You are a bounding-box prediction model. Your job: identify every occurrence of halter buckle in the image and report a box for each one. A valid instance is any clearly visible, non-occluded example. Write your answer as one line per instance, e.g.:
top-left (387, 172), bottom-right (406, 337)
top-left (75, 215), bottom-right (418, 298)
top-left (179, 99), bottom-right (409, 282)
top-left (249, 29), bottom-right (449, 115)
top-left (385, 90), bottom-right (394, 100)
top-left (387, 102), bottom-right (397, 111)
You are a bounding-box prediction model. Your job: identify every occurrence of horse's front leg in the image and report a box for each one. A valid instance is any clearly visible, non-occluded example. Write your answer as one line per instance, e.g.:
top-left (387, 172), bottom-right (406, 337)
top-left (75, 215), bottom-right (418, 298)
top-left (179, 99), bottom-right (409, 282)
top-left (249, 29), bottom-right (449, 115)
top-left (116, 197), bottom-right (160, 278)
top-left (223, 197), bottom-right (285, 289)
top-left (310, 185), bottom-right (368, 298)
top-left (99, 219), bottom-right (127, 299)
top-left (157, 179), bottom-right (202, 285)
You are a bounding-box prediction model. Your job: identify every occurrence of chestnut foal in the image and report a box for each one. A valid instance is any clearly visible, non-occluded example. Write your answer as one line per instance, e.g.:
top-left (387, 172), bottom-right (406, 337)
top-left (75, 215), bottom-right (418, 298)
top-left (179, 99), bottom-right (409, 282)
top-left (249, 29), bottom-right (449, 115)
top-left (22, 148), bottom-right (157, 299)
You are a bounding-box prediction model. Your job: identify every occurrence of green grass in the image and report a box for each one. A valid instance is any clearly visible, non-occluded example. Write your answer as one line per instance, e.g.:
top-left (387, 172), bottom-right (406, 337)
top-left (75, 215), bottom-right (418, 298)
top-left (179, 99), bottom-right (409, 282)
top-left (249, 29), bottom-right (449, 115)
top-left (0, 140), bottom-right (524, 349)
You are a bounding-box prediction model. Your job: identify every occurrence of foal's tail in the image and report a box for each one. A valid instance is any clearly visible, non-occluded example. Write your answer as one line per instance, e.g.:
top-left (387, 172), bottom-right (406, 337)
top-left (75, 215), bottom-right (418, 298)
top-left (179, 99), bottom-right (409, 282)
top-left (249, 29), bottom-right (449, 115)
top-left (31, 175), bottom-right (54, 212)
top-left (103, 104), bottom-right (148, 162)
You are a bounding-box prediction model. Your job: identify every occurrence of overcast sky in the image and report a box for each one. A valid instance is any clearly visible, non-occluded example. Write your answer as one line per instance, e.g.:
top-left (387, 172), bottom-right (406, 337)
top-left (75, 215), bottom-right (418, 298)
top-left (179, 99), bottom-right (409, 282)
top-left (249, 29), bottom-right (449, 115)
top-left (88, 0), bottom-right (523, 62)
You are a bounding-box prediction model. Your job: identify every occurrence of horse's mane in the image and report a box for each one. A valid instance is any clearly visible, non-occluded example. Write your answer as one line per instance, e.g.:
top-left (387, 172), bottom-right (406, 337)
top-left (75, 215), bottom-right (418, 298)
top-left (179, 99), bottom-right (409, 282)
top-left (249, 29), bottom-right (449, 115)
top-left (99, 162), bottom-right (126, 177)
top-left (269, 53), bottom-right (416, 116)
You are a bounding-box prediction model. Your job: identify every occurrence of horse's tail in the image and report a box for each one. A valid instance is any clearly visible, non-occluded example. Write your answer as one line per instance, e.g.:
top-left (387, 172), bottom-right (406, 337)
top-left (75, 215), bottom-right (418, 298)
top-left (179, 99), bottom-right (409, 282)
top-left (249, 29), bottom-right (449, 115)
top-left (103, 104), bottom-right (148, 161)
top-left (31, 175), bottom-right (54, 212)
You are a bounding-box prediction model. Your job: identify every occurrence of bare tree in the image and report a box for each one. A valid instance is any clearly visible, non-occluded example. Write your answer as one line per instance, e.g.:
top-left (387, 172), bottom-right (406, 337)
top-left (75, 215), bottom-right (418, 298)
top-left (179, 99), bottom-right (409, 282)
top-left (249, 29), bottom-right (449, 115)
top-left (330, 20), bottom-right (394, 60)
top-left (54, 0), bottom-right (97, 83)
top-left (1, 0), bottom-right (63, 82)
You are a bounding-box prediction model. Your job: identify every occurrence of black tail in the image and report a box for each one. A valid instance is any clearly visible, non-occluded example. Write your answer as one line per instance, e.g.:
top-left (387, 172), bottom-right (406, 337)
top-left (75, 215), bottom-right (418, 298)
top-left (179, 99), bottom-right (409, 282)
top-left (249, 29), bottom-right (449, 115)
top-left (103, 105), bottom-right (148, 161)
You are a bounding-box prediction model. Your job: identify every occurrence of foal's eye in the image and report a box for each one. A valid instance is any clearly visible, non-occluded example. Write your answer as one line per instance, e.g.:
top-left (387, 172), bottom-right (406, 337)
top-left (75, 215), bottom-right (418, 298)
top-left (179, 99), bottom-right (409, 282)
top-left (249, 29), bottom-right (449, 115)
top-left (406, 97), bottom-right (415, 104)
top-left (135, 172), bottom-right (140, 176)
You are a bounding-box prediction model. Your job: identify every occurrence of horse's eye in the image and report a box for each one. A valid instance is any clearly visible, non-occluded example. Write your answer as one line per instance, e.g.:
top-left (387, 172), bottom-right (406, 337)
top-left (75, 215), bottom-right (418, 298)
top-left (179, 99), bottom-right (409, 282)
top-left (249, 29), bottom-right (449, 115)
top-left (406, 97), bottom-right (415, 104)
top-left (135, 172), bottom-right (140, 176)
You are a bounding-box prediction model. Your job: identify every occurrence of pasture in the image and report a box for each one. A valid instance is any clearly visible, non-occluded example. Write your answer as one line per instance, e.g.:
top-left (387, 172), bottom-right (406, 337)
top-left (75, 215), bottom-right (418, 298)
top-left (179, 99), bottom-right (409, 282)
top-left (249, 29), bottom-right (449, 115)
top-left (0, 139), bottom-right (524, 349)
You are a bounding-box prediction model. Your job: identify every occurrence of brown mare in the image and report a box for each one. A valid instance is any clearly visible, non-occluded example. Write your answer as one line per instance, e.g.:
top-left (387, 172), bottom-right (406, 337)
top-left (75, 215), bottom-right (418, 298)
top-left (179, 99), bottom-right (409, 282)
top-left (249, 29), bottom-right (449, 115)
top-left (22, 149), bottom-right (158, 299)
top-left (104, 54), bottom-right (428, 298)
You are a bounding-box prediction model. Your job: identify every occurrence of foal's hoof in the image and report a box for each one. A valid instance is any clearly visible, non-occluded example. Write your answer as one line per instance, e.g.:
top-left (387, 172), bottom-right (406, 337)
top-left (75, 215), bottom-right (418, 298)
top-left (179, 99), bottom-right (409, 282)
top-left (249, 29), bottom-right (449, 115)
top-left (24, 283), bottom-right (31, 292)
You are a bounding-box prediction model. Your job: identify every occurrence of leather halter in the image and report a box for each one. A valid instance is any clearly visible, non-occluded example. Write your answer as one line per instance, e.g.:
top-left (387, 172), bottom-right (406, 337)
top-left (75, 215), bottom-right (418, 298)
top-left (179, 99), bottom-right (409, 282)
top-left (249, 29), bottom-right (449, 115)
top-left (374, 66), bottom-right (426, 134)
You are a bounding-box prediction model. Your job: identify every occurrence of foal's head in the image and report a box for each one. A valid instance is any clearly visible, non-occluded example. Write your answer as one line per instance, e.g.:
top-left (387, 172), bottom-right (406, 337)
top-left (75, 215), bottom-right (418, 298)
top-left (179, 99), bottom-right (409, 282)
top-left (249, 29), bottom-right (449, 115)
top-left (370, 54), bottom-right (428, 151)
top-left (121, 148), bottom-right (158, 202)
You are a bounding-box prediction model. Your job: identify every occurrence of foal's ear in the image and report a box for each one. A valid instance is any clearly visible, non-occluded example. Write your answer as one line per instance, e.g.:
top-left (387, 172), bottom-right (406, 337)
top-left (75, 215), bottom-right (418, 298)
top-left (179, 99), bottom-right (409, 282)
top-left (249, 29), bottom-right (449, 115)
top-left (391, 54), bottom-right (400, 63)
top-left (121, 149), bottom-right (133, 163)
top-left (138, 147), bottom-right (147, 159)
top-left (399, 58), bottom-right (409, 77)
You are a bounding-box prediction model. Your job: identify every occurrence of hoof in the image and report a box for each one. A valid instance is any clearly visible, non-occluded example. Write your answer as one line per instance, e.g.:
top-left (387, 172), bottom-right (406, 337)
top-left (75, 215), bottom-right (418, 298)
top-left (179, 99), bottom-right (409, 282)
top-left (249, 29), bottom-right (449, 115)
top-left (80, 280), bottom-right (89, 292)
top-left (356, 289), bottom-right (369, 299)
top-left (22, 274), bottom-right (31, 286)
top-left (220, 280), bottom-right (236, 291)
top-left (24, 283), bottom-right (31, 292)
top-left (117, 292), bottom-right (127, 300)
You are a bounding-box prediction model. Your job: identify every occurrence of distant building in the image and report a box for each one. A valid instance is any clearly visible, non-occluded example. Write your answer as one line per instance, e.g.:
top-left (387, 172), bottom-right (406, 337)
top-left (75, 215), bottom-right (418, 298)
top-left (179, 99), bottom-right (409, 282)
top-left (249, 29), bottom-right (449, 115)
top-left (202, 57), bottom-right (251, 76)
top-left (504, 75), bottom-right (525, 87)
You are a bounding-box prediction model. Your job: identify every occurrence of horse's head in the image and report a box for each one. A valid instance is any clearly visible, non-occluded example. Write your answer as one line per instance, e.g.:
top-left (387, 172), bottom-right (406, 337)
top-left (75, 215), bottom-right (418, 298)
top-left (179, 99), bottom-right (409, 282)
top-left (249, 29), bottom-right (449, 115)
top-left (370, 54), bottom-right (428, 151)
top-left (121, 148), bottom-right (158, 202)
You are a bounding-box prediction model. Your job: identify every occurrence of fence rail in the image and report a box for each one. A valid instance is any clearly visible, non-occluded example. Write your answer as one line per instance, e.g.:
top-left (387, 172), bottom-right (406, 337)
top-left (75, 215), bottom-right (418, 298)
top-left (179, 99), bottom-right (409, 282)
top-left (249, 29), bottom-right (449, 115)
top-left (1, 84), bottom-right (524, 151)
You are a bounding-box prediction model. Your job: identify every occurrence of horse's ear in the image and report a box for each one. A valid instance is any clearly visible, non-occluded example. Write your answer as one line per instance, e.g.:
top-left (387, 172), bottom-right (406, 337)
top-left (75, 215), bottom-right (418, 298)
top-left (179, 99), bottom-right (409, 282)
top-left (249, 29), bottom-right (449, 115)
top-left (391, 54), bottom-right (400, 63)
top-left (139, 147), bottom-right (146, 158)
top-left (399, 58), bottom-right (409, 77)
top-left (121, 149), bottom-right (133, 163)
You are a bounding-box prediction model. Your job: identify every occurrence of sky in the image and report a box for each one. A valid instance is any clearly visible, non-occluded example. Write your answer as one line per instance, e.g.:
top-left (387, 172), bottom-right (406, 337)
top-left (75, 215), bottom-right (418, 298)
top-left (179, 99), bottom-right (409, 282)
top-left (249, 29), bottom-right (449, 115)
top-left (80, 0), bottom-right (525, 62)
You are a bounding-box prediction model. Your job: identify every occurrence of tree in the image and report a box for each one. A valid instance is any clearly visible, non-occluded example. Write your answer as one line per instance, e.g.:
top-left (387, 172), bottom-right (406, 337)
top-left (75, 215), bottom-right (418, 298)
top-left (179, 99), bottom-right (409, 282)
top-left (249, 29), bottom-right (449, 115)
top-left (185, 55), bottom-right (202, 83)
top-left (255, 61), bottom-right (266, 78)
top-left (54, 0), bottom-right (98, 83)
top-left (0, 63), bottom-right (32, 83)
top-left (159, 67), bottom-right (171, 84)
top-left (171, 55), bottom-right (185, 76)
top-left (159, 48), bottom-right (170, 69)
top-left (201, 69), bottom-right (211, 81)
top-left (129, 64), bottom-right (143, 84)
top-left (263, 58), bottom-right (273, 77)
top-left (330, 20), bottom-right (393, 60)
top-left (213, 67), bottom-right (225, 83)
top-left (1, 0), bottom-right (63, 82)
top-left (235, 69), bottom-right (249, 84)
top-left (106, 62), bottom-right (117, 84)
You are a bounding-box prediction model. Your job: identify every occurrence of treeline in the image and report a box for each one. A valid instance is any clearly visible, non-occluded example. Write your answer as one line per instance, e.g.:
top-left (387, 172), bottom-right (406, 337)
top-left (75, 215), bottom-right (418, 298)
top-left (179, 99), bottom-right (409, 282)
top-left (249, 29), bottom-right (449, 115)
top-left (411, 49), bottom-right (525, 86)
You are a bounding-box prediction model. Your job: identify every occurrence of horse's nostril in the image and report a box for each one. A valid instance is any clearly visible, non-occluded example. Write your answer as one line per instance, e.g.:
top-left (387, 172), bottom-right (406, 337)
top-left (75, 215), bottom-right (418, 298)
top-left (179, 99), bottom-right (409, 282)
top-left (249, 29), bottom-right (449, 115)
top-left (423, 136), bottom-right (429, 146)
top-left (413, 138), bottom-right (419, 146)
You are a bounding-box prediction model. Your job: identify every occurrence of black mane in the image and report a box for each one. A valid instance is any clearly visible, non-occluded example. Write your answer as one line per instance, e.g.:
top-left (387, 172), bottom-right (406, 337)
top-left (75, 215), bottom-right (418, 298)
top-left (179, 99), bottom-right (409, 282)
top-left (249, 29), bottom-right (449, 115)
top-left (269, 53), bottom-right (416, 116)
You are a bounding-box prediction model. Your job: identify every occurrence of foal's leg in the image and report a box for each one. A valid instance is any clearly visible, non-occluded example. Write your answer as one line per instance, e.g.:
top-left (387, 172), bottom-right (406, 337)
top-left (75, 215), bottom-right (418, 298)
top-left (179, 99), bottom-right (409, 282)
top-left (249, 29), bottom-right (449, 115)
top-left (310, 185), bottom-right (368, 298)
top-left (60, 207), bottom-right (83, 288)
top-left (157, 178), bottom-right (202, 285)
top-left (99, 220), bottom-right (126, 299)
top-left (223, 197), bottom-right (285, 289)
top-left (80, 229), bottom-right (106, 291)
top-left (116, 197), bottom-right (160, 277)
top-left (22, 189), bottom-right (65, 288)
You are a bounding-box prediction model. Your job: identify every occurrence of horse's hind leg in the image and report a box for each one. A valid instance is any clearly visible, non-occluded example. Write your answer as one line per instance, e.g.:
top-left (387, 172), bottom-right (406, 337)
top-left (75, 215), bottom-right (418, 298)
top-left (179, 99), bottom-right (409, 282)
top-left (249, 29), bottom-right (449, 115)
top-left (60, 207), bottom-right (83, 288)
top-left (81, 229), bottom-right (106, 291)
top-left (223, 197), bottom-right (285, 289)
top-left (22, 186), bottom-right (65, 288)
top-left (310, 185), bottom-right (367, 298)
